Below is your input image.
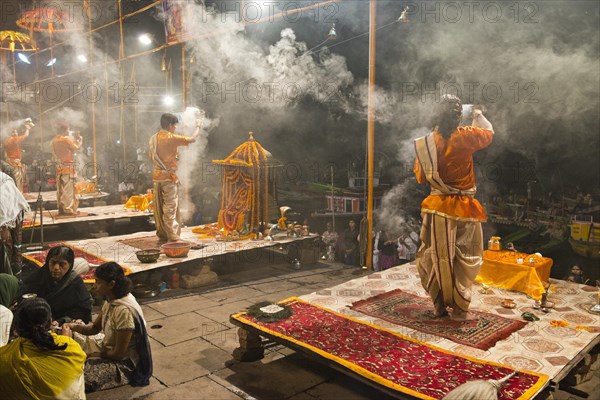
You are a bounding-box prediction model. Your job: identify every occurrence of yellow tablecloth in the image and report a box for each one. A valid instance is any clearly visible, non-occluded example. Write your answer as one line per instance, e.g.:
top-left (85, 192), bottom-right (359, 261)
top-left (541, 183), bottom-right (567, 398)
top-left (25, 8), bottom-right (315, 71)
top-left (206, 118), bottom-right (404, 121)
top-left (475, 250), bottom-right (553, 300)
top-left (124, 193), bottom-right (153, 212)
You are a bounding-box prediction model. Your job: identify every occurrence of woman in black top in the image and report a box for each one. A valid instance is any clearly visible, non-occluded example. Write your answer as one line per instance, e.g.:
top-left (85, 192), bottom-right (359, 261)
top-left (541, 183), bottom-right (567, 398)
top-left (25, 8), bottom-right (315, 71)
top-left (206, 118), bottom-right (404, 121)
top-left (20, 245), bottom-right (92, 324)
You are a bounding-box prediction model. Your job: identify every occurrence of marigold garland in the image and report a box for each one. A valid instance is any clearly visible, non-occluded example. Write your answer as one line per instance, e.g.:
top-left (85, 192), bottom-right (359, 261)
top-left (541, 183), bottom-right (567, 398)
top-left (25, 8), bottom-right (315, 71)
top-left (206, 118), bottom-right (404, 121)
top-left (211, 132), bottom-right (269, 235)
top-left (549, 320), bottom-right (569, 327)
top-left (246, 301), bottom-right (293, 322)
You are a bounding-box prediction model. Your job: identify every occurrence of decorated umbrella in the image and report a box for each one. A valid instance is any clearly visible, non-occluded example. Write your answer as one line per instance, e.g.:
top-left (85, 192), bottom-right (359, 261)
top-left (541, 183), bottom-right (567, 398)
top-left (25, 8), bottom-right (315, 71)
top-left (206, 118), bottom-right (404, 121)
top-left (17, 7), bottom-right (81, 77)
top-left (0, 30), bottom-right (36, 83)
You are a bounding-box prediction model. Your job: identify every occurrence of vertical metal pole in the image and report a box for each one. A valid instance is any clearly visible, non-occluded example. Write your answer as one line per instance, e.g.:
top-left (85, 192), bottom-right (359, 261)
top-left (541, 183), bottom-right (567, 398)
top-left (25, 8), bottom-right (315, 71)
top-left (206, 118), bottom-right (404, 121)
top-left (181, 46), bottom-right (186, 109)
top-left (85, 0), bottom-right (98, 183)
top-left (331, 165), bottom-right (335, 230)
top-left (104, 55), bottom-right (110, 142)
top-left (49, 29), bottom-right (54, 78)
top-left (118, 0), bottom-right (127, 166)
top-left (11, 52), bottom-right (16, 84)
top-left (365, 0), bottom-right (377, 270)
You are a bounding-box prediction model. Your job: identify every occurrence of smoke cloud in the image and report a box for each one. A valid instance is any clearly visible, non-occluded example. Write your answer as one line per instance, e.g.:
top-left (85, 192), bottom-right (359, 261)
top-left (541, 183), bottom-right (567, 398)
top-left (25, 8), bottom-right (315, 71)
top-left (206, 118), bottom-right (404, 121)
top-left (1, 0), bottom-right (597, 216)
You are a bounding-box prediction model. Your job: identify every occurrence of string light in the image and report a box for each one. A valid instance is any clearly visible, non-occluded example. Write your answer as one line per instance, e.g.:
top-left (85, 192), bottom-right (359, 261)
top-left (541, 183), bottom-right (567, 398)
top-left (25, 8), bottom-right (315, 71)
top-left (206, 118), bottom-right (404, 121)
top-left (138, 33), bottom-right (153, 45)
top-left (17, 53), bottom-right (31, 64)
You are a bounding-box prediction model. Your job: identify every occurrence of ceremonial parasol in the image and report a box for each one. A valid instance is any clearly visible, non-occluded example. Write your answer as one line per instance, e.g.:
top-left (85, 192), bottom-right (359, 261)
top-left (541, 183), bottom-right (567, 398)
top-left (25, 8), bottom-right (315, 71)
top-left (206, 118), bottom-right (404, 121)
top-left (212, 132), bottom-right (271, 234)
top-left (0, 30), bottom-right (36, 84)
top-left (17, 7), bottom-right (81, 77)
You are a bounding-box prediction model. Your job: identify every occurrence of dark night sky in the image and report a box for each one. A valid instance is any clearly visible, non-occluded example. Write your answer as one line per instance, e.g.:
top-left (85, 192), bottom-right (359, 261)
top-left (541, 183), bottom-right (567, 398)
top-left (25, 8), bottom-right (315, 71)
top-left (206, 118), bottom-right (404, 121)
top-left (1, 0), bottom-right (598, 203)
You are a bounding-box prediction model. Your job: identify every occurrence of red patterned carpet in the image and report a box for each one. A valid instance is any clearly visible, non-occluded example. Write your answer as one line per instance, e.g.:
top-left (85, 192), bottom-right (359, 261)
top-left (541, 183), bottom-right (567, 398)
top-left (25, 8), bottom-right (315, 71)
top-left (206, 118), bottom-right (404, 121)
top-left (232, 298), bottom-right (547, 399)
top-left (350, 289), bottom-right (527, 351)
top-left (22, 243), bottom-right (130, 283)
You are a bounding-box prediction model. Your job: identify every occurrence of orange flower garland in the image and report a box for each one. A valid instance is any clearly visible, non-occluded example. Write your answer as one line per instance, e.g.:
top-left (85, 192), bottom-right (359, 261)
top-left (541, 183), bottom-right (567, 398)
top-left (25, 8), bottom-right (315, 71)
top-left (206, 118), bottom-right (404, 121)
top-left (212, 132), bottom-right (269, 235)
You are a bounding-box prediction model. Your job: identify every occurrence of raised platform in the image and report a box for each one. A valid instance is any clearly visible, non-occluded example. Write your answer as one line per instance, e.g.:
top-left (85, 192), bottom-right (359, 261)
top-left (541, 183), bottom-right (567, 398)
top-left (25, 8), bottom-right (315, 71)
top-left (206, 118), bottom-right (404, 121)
top-left (231, 263), bottom-right (600, 399)
top-left (23, 190), bottom-right (110, 209)
top-left (23, 204), bottom-right (151, 228)
top-left (22, 226), bottom-right (318, 276)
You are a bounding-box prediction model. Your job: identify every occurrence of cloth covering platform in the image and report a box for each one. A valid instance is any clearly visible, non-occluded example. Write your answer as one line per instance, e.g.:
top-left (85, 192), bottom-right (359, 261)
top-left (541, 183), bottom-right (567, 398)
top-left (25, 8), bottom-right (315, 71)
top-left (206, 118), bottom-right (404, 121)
top-left (231, 263), bottom-right (600, 399)
top-left (476, 250), bottom-right (553, 300)
top-left (23, 190), bottom-right (110, 207)
top-left (22, 226), bottom-right (318, 276)
top-left (23, 204), bottom-right (151, 228)
top-left (232, 298), bottom-right (548, 400)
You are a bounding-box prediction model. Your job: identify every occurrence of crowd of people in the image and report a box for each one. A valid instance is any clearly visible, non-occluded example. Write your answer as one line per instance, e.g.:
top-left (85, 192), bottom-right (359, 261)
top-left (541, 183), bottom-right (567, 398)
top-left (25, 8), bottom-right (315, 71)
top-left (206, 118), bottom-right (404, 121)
top-left (0, 250), bottom-right (152, 397)
top-left (318, 219), bottom-right (420, 270)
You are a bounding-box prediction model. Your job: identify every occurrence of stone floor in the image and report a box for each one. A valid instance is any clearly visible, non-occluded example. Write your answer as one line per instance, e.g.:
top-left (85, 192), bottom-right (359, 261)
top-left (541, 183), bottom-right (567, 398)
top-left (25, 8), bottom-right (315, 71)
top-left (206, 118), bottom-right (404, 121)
top-left (86, 250), bottom-right (599, 400)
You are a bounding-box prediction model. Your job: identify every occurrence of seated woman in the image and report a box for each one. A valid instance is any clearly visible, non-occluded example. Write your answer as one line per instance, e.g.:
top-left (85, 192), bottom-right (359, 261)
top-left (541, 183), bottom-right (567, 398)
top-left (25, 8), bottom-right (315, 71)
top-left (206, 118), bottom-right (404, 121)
top-left (0, 298), bottom-right (86, 398)
top-left (20, 245), bottom-right (92, 324)
top-left (320, 222), bottom-right (338, 261)
top-left (62, 262), bottom-right (152, 392)
top-left (377, 230), bottom-right (398, 271)
top-left (339, 220), bottom-right (359, 266)
top-left (0, 273), bottom-right (19, 346)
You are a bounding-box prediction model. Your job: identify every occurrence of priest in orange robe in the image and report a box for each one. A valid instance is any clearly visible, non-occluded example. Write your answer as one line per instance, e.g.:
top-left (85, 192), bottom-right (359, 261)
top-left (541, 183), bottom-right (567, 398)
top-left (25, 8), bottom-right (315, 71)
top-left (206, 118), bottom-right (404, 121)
top-left (413, 95), bottom-right (494, 320)
top-left (3, 119), bottom-right (33, 192)
top-left (51, 122), bottom-right (82, 215)
top-left (149, 113), bottom-right (201, 242)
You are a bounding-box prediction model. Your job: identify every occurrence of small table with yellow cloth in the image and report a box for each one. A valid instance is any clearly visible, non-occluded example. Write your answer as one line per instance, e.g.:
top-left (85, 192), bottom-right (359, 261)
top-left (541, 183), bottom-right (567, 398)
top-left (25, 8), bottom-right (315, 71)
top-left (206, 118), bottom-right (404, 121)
top-left (124, 192), bottom-right (153, 212)
top-left (475, 250), bottom-right (553, 300)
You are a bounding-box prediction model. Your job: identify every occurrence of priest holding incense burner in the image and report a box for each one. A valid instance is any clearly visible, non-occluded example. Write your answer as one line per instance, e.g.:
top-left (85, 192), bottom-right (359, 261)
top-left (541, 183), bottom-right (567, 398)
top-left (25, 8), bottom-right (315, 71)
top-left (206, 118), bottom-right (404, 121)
top-left (52, 122), bottom-right (82, 215)
top-left (413, 95), bottom-right (494, 320)
top-left (3, 118), bottom-right (34, 192)
top-left (149, 113), bottom-right (201, 242)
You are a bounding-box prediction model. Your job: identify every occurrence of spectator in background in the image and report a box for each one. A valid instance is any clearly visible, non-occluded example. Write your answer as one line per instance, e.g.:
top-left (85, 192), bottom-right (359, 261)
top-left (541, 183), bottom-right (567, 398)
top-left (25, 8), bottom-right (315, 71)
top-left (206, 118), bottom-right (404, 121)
top-left (28, 159), bottom-right (43, 192)
top-left (339, 219), bottom-right (359, 266)
top-left (397, 233), bottom-right (411, 265)
top-left (377, 230), bottom-right (398, 270)
top-left (320, 221), bottom-right (338, 261)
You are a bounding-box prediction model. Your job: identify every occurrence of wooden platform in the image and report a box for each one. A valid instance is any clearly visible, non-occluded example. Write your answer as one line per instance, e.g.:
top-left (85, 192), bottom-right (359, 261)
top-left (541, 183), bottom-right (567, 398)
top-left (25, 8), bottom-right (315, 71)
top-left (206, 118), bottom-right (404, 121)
top-left (22, 227), bottom-right (318, 276)
top-left (23, 204), bottom-right (151, 228)
top-left (231, 263), bottom-right (600, 399)
top-left (23, 190), bottom-right (110, 208)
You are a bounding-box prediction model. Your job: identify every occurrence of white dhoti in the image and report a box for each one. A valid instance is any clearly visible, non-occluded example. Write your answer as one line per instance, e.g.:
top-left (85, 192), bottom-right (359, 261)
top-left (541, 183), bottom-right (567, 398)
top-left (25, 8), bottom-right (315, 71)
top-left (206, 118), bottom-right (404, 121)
top-left (56, 172), bottom-right (79, 214)
top-left (154, 180), bottom-right (181, 242)
top-left (416, 213), bottom-right (483, 315)
top-left (7, 158), bottom-right (26, 192)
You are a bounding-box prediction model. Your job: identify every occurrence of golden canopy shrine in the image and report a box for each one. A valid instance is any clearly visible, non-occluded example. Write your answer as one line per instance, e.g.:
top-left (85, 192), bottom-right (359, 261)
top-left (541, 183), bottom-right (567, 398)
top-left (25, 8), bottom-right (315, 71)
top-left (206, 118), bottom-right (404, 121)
top-left (211, 132), bottom-right (279, 235)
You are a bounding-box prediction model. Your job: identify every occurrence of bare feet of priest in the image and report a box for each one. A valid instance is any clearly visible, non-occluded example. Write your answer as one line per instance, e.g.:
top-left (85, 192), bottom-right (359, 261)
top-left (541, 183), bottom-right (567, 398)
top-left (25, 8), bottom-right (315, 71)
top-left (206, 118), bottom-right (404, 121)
top-left (450, 309), bottom-right (477, 321)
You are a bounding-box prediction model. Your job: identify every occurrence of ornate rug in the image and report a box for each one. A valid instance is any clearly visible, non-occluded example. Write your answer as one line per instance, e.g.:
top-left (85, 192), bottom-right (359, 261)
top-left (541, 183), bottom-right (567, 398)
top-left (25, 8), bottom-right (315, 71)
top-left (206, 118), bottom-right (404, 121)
top-left (232, 298), bottom-right (547, 399)
top-left (116, 235), bottom-right (194, 250)
top-left (350, 289), bottom-right (527, 351)
top-left (22, 243), bottom-right (131, 283)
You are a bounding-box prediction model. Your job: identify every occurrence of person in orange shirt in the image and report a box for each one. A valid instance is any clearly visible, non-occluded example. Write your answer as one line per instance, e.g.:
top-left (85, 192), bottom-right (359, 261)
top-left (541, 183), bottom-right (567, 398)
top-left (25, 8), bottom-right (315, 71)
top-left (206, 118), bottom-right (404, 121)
top-left (149, 113), bottom-right (201, 242)
top-left (413, 95), bottom-right (494, 320)
top-left (51, 122), bottom-right (82, 215)
top-left (3, 118), bottom-right (33, 192)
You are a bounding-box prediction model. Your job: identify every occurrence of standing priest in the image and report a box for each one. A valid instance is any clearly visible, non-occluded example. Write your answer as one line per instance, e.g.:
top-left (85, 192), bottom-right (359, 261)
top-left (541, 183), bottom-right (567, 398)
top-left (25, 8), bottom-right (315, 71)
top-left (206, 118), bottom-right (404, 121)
top-left (413, 95), bottom-right (494, 320)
